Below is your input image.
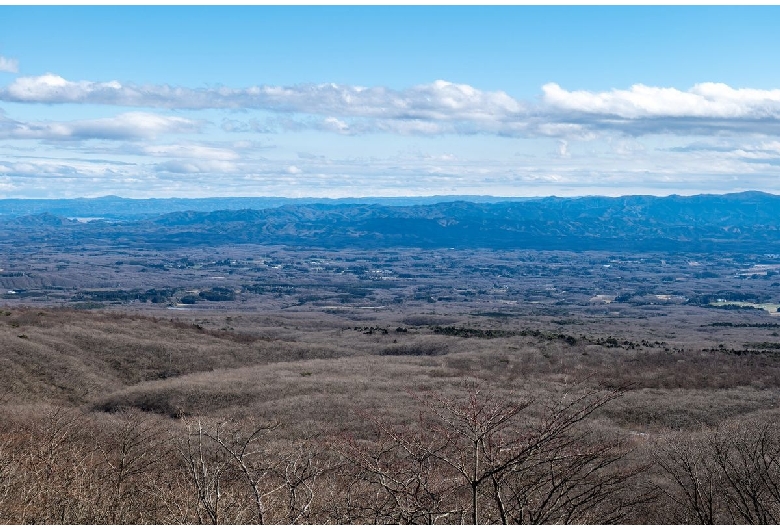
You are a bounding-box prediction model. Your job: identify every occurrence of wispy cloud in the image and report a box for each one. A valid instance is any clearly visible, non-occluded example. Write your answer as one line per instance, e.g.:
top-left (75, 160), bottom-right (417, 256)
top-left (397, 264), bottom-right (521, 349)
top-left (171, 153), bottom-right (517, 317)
top-left (3, 136), bottom-right (776, 199)
top-left (154, 159), bottom-right (238, 174)
top-left (0, 56), bottom-right (18, 73)
top-left (140, 144), bottom-right (239, 160)
top-left (0, 112), bottom-right (203, 141)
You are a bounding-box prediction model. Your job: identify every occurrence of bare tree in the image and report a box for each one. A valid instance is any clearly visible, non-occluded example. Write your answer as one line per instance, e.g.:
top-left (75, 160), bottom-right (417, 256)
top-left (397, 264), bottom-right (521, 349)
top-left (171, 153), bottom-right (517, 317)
top-left (710, 420), bottom-right (780, 524)
top-left (96, 411), bottom-right (173, 523)
top-left (336, 416), bottom-right (461, 523)
top-left (339, 381), bottom-right (642, 524)
top-left (178, 418), bottom-right (245, 524)
top-left (178, 416), bottom-right (325, 524)
top-left (654, 419), bottom-right (780, 524)
top-left (265, 438), bottom-right (326, 523)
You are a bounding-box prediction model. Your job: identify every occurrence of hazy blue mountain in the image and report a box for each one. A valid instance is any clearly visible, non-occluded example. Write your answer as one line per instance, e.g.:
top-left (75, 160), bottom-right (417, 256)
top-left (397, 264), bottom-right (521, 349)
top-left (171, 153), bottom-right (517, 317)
top-left (0, 195), bottom-right (528, 220)
top-left (1, 192), bottom-right (779, 252)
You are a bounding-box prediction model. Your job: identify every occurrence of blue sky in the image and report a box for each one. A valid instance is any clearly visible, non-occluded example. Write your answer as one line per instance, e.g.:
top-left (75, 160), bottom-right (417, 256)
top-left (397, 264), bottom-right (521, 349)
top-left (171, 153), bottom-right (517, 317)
top-left (2, 6), bottom-right (780, 198)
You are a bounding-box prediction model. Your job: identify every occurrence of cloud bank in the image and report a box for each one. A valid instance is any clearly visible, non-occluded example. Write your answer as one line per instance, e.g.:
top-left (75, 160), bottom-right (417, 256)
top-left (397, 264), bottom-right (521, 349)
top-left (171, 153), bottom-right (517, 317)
top-left (5, 74), bottom-right (780, 138)
top-left (1, 75), bottom-right (522, 121)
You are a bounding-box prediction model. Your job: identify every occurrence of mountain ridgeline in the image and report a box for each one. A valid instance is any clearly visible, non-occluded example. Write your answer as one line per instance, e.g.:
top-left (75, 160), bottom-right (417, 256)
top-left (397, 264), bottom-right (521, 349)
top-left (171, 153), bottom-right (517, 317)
top-left (1, 191), bottom-right (779, 252)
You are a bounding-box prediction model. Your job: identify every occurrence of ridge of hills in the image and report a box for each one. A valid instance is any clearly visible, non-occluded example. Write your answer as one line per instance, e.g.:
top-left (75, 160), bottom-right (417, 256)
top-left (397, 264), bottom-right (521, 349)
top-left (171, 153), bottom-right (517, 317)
top-left (0, 194), bottom-right (529, 220)
top-left (1, 191), bottom-right (779, 252)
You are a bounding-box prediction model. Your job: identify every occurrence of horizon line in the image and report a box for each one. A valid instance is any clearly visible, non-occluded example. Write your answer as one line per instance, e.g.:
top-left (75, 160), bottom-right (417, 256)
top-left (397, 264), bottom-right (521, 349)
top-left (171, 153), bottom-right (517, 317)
top-left (0, 190), bottom-right (776, 202)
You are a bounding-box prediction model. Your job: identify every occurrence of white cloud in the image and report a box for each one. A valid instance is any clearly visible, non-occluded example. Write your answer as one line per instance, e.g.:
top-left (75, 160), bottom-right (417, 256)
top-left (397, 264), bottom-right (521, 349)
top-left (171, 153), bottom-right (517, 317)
top-left (542, 82), bottom-right (780, 119)
top-left (557, 140), bottom-right (569, 158)
top-left (69, 112), bottom-right (202, 139)
top-left (0, 112), bottom-right (203, 141)
top-left (141, 144), bottom-right (238, 160)
top-left (155, 159), bottom-right (237, 174)
top-left (0, 75), bottom-right (521, 120)
top-left (541, 83), bottom-right (780, 136)
top-left (0, 158), bottom-right (126, 180)
top-left (0, 56), bottom-right (18, 73)
top-left (5, 74), bottom-right (121, 102)
top-left (321, 117), bottom-right (349, 133)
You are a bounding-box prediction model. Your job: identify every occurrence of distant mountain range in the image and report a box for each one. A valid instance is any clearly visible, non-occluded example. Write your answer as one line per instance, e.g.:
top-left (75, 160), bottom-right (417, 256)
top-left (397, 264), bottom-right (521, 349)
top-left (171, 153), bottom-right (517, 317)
top-left (1, 192), bottom-right (779, 252)
top-left (0, 195), bottom-right (529, 220)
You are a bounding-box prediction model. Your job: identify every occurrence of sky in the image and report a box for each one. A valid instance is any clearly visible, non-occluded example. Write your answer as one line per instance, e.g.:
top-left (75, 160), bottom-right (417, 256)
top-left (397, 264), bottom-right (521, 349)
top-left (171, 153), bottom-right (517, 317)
top-left (2, 6), bottom-right (780, 199)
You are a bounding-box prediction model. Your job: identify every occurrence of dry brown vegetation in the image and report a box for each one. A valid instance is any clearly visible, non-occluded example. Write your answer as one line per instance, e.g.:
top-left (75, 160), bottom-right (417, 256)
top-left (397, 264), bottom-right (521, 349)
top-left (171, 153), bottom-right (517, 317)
top-left (1, 299), bottom-right (780, 523)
